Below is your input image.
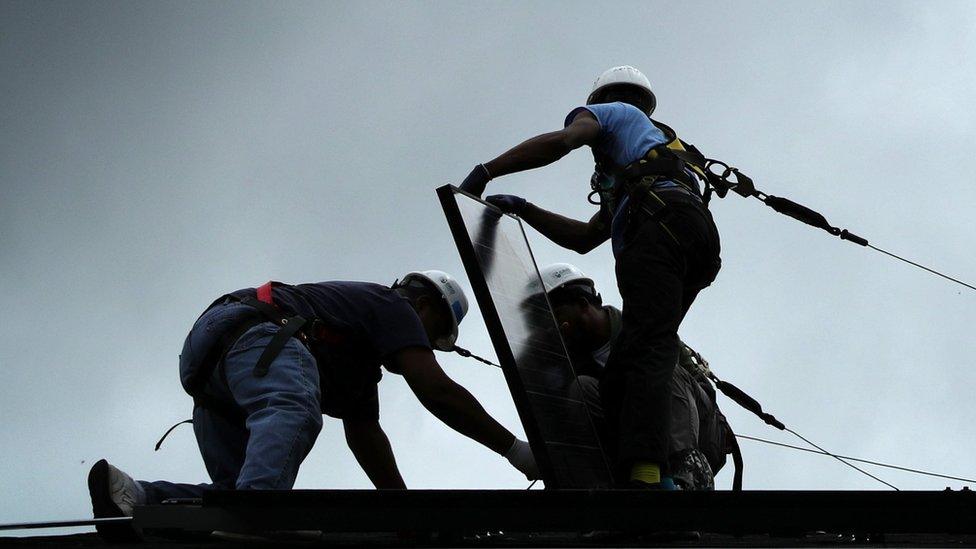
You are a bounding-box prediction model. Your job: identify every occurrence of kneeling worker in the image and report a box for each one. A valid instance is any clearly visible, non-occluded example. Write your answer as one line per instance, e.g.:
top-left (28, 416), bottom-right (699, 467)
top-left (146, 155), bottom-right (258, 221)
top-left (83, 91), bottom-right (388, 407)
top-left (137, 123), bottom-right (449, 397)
top-left (540, 264), bottom-right (731, 490)
top-left (89, 271), bottom-right (537, 538)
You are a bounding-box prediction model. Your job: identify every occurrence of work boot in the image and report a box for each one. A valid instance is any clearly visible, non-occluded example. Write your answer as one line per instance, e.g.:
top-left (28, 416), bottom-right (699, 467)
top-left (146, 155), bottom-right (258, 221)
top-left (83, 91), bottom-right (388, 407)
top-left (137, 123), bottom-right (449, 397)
top-left (87, 459), bottom-right (145, 541)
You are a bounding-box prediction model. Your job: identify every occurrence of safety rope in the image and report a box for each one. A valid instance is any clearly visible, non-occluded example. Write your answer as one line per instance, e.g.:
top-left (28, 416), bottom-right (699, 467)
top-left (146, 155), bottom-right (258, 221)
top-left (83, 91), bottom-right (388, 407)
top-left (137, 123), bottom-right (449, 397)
top-left (867, 244), bottom-right (976, 292)
top-left (703, 160), bottom-right (975, 294)
top-left (702, 369), bottom-right (897, 489)
top-left (452, 345), bottom-right (501, 368)
top-left (784, 428), bottom-right (898, 490)
top-left (737, 434), bottom-right (976, 484)
top-left (456, 341), bottom-right (900, 489)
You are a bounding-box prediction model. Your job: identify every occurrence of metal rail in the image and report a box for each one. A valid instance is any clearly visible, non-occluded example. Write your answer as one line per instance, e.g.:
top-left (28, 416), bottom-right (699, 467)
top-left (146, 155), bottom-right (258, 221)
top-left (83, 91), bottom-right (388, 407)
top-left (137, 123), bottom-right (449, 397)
top-left (133, 489), bottom-right (976, 536)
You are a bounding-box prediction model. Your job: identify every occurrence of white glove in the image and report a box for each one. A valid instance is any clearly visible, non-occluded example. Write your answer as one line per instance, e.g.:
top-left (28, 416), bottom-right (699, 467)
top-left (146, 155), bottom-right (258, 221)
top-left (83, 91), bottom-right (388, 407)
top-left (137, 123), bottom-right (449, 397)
top-left (505, 438), bottom-right (540, 480)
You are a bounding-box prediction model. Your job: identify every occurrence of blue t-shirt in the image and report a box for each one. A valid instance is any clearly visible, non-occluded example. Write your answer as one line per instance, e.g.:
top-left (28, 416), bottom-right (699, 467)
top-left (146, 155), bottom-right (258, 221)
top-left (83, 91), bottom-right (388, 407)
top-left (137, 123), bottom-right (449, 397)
top-left (232, 281), bottom-right (431, 419)
top-left (565, 102), bottom-right (668, 168)
top-left (565, 102), bottom-right (687, 255)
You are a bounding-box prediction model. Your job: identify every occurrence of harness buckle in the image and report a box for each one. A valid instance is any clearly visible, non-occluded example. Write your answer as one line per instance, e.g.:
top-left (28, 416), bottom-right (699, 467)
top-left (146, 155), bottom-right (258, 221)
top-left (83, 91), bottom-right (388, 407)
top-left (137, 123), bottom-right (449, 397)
top-left (624, 177), bottom-right (681, 246)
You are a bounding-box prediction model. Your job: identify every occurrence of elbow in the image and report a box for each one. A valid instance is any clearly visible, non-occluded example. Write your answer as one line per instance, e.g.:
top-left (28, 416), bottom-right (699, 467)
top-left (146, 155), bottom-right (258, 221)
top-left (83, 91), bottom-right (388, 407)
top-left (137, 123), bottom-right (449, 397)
top-left (571, 241), bottom-right (597, 254)
top-left (415, 378), bottom-right (455, 409)
top-left (556, 134), bottom-right (580, 157)
top-left (570, 235), bottom-right (604, 254)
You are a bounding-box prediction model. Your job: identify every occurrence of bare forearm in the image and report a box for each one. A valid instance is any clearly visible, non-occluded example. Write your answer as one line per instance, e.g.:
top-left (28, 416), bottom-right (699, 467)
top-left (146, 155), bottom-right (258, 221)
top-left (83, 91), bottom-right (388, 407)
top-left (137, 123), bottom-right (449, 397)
top-left (420, 379), bottom-right (514, 455)
top-left (520, 203), bottom-right (607, 254)
top-left (484, 131), bottom-right (573, 178)
top-left (345, 423), bottom-right (406, 489)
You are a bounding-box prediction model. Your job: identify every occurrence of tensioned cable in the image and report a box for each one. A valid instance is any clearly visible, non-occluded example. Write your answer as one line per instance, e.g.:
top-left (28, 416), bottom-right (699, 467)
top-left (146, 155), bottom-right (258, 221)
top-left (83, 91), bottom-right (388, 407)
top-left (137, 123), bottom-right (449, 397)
top-left (783, 428), bottom-right (898, 490)
top-left (703, 372), bottom-right (899, 489)
top-left (455, 343), bottom-right (908, 489)
top-left (737, 433), bottom-right (976, 484)
top-left (701, 161), bottom-right (976, 294)
top-left (867, 244), bottom-right (976, 292)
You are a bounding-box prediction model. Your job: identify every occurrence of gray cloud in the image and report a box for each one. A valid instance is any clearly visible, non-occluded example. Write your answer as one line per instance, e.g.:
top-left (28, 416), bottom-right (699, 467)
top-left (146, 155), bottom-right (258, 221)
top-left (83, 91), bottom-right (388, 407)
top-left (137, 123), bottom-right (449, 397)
top-left (2, 0), bottom-right (974, 534)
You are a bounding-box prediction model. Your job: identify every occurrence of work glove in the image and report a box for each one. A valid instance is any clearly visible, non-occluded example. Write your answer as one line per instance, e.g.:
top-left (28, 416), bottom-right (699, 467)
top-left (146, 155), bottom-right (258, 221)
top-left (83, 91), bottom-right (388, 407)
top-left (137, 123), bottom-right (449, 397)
top-left (485, 194), bottom-right (527, 216)
top-left (458, 164), bottom-right (492, 197)
top-left (505, 438), bottom-right (540, 480)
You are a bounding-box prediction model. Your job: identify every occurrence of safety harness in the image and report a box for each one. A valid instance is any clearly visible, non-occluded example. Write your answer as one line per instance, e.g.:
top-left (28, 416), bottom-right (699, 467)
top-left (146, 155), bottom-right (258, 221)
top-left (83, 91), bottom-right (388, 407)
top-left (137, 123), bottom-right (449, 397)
top-left (156, 283), bottom-right (355, 449)
top-left (588, 119), bottom-right (718, 246)
top-left (178, 282), bottom-right (344, 425)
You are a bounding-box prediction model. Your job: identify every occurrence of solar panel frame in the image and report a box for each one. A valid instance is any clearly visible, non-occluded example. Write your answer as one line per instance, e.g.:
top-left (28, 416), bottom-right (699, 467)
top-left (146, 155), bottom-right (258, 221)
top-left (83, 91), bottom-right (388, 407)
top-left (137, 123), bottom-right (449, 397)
top-left (437, 185), bottom-right (613, 489)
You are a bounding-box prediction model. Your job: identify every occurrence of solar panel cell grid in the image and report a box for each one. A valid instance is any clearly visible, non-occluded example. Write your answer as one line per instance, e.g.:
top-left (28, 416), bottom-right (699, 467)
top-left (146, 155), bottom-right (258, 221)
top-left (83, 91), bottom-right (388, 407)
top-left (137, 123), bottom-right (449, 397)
top-left (438, 186), bottom-right (613, 489)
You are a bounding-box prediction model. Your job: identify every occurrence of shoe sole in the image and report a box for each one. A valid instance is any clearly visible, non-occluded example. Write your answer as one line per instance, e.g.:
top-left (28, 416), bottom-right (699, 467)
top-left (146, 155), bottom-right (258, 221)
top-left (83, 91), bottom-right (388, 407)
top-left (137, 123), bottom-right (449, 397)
top-left (88, 459), bottom-right (142, 542)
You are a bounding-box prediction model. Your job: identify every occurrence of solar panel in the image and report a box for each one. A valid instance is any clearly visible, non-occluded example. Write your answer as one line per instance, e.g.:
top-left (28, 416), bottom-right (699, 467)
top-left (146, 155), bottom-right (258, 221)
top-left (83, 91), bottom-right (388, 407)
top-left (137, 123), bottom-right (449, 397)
top-left (437, 185), bottom-right (613, 489)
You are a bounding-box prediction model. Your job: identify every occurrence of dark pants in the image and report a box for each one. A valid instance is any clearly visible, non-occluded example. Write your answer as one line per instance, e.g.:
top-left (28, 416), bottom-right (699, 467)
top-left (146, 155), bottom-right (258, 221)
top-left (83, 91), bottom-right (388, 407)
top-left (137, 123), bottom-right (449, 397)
top-left (576, 373), bottom-right (716, 490)
top-left (600, 196), bottom-right (720, 480)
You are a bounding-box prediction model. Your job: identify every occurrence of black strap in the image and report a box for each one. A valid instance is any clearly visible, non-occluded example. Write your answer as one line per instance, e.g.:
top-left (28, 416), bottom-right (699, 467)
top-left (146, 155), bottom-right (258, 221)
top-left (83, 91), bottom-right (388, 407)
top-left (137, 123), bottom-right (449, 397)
top-left (179, 292), bottom-right (320, 429)
top-left (252, 314), bottom-right (307, 377)
top-left (624, 178), bottom-right (674, 225)
top-left (184, 310), bottom-right (265, 399)
top-left (154, 419), bottom-right (192, 451)
top-left (621, 148), bottom-right (686, 182)
top-left (730, 433), bottom-right (744, 491)
top-left (714, 378), bottom-right (785, 431)
top-left (238, 295), bottom-right (309, 377)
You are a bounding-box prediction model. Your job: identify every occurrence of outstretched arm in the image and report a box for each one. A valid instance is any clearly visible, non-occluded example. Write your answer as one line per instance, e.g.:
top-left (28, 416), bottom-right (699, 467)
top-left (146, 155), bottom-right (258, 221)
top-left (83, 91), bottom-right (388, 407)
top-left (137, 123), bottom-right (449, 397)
top-left (519, 205), bottom-right (609, 254)
top-left (485, 196), bottom-right (609, 254)
top-left (343, 418), bottom-right (407, 489)
top-left (485, 111), bottom-right (600, 177)
top-left (460, 110), bottom-right (601, 196)
top-left (397, 347), bottom-right (514, 454)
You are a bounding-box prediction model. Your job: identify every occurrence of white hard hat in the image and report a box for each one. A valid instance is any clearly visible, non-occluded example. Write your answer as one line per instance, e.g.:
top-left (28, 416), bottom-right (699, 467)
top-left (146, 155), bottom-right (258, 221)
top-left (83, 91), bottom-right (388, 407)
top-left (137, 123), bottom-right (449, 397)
top-left (587, 65), bottom-right (656, 115)
top-left (401, 270), bottom-right (469, 351)
top-left (538, 263), bottom-right (595, 294)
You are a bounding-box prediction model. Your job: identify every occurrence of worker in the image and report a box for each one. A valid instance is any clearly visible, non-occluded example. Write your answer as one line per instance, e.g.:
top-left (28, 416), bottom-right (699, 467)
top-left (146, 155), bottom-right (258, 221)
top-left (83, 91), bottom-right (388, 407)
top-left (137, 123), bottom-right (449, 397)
top-left (459, 65), bottom-right (721, 487)
top-left (88, 272), bottom-right (537, 540)
top-left (538, 263), bottom-right (731, 489)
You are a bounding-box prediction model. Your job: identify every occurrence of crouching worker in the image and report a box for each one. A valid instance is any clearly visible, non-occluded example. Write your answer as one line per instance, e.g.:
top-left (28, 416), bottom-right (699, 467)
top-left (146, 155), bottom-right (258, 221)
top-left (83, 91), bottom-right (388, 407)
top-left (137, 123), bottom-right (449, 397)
top-left (540, 264), bottom-right (732, 490)
top-left (88, 271), bottom-right (537, 539)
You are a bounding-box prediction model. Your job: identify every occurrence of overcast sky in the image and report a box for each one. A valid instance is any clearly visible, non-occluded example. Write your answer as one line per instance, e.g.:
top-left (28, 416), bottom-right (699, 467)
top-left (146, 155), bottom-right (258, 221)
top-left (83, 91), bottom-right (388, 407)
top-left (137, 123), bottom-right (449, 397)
top-left (2, 0), bottom-right (975, 535)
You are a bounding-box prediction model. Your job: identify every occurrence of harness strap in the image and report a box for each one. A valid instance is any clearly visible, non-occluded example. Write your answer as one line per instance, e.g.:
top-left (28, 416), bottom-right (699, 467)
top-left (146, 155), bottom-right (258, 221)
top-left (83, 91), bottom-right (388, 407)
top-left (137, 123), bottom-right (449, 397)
top-left (625, 178), bottom-right (682, 246)
top-left (185, 310), bottom-right (264, 400)
top-left (256, 281), bottom-right (273, 304)
top-left (154, 419), bottom-right (192, 451)
top-left (621, 146), bottom-right (700, 197)
top-left (239, 295), bottom-right (308, 378)
top-left (644, 119), bottom-right (737, 205)
top-left (730, 432), bottom-right (744, 491)
top-left (185, 282), bottom-right (347, 423)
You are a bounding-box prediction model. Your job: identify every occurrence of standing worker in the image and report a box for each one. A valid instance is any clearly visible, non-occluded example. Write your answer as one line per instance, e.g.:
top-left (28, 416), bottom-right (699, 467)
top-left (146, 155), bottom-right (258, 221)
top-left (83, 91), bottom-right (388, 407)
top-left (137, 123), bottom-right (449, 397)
top-left (459, 66), bottom-right (721, 488)
top-left (88, 272), bottom-right (537, 540)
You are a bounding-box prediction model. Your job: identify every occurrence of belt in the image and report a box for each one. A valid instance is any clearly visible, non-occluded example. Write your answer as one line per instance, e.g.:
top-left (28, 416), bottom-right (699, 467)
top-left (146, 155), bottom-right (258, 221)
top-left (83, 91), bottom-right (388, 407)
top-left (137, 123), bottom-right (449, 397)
top-left (188, 282), bottom-right (349, 421)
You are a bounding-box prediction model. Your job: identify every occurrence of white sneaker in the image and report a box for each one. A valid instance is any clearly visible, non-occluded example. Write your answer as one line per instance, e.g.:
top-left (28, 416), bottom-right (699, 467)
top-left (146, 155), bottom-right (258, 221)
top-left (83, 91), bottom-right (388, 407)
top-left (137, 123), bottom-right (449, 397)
top-left (88, 459), bottom-right (145, 541)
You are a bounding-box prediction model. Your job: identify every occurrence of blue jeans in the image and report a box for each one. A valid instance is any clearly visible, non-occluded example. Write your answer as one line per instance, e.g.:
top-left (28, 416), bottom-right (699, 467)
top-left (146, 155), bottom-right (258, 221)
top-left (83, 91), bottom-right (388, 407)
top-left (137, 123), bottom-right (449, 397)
top-left (140, 302), bottom-right (323, 503)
